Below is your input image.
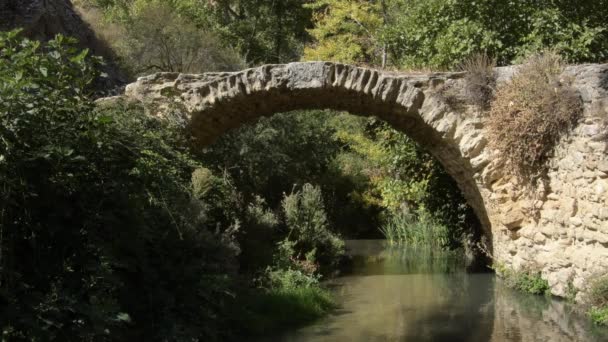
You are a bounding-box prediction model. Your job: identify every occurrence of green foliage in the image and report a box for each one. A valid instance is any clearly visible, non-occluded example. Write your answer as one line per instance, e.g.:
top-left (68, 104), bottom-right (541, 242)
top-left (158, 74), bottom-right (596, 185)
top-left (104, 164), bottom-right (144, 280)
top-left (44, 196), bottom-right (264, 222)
top-left (239, 196), bottom-right (280, 272)
top-left (0, 30), bottom-right (239, 341)
top-left (496, 265), bottom-right (550, 296)
top-left (83, 0), bottom-right (608, 70)
top-left (282, 184), bottom-right (345, 272)
top-left (203, 110), bottom-right (383, 238)
top-left (202, 0), bottom-right (313, 64)
top-left (266, 267), bottom-right (320, 291)
top-left (304, 0), bottom-right (384, 65)
top-left (514, 273), bottom-right (551, 296)
top-left (203, 111), bottom-right (339, 206)
top-left (81, 0), bottom-right (312, 65)
top-left (589, 307), bottom-right (608, 326)
top-left (305, 0), bottom-right (608, 69)
top-left (80, 0), bottom-right (245, 77)
top-left (237, 285), bottom-right (334, 336)
top-left (332, 114), bottom-right (478, 248)
top-left (237, 203), bottom-right (337, 336)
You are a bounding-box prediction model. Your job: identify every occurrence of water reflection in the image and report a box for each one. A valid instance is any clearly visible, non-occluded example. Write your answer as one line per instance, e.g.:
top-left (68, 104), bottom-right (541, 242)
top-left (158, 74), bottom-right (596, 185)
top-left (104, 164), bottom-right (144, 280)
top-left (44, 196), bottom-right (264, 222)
top-left (265, 240), bottom-right (608, 342)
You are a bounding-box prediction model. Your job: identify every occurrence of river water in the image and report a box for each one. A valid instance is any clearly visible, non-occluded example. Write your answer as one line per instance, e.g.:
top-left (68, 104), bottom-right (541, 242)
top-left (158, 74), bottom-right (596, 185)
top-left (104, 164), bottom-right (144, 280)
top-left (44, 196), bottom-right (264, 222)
top-left (269, 240), bottom-right (608, 342)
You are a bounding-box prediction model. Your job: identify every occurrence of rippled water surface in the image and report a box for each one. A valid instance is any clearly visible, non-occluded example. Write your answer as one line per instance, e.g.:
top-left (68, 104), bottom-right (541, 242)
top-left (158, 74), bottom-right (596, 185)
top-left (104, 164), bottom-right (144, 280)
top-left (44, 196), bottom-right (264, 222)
top-left (266, 240), bottom-right (608, 342)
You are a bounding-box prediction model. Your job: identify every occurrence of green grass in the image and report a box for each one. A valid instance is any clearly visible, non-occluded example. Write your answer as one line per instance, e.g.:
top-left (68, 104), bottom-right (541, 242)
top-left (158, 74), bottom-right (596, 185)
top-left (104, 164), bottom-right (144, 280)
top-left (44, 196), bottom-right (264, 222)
top-left (236, 286), bottom-right (335, 336)
top-left (379, 211), bottom-right (450, 248)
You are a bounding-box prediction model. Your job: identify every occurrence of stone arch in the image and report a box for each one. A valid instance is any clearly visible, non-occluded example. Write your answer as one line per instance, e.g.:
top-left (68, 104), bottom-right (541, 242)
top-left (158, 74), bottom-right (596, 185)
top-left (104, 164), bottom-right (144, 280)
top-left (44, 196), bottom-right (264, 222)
top-left (125, 62), bottom-right (493, 247)
top-left (116, 62), bottom-right (608, 298)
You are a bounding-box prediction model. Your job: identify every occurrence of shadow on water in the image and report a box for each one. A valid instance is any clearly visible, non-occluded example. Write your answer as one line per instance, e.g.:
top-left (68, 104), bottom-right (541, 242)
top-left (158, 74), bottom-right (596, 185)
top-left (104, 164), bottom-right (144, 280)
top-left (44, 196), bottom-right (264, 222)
top-left (259, 240), bottom-right (608, 342)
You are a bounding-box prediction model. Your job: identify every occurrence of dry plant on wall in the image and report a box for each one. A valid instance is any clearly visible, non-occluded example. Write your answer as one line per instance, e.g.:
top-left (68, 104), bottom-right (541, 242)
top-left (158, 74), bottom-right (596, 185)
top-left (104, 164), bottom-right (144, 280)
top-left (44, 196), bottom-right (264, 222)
top-left (458, 53), bottom-right (497, 109)
top-left (435, 53), bottom-right (496, 111)
top-left (487, 51), bottom-right (583, 187)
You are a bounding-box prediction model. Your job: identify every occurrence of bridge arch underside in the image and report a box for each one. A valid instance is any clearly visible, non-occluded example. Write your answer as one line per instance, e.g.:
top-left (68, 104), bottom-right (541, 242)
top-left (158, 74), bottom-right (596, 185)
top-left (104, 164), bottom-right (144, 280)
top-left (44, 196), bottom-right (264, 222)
top-left (178, 65), bottom-right (492, 250)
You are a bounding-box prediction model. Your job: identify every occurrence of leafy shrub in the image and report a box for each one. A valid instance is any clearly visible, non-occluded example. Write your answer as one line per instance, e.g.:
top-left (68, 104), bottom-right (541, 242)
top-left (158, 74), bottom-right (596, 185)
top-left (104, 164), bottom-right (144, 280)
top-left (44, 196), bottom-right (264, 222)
top-left (459, 53), bottom-right (497, 109)
top-left (240, 233), bottom-right (334, 336)
top-left (281, 184), bottom-right (345, 272)
top-left (0, 30), bottom-right (239, 341)
top-left (496, 265), bottom-right (550, 295)
top-left (239, 196), bottom-right (280, 272)
top-left (81, 1), bottom-right (245, 77)
top-left (514, 272), bottom-right (551, 295)
top-left (266, 268), bottom-right (320, 290)
top-left (487, 51), bottom-right (583, 183)
top-left (590, 307), bottom-right (608, 326)
top-left (383, 0), bottom-right (608, 69)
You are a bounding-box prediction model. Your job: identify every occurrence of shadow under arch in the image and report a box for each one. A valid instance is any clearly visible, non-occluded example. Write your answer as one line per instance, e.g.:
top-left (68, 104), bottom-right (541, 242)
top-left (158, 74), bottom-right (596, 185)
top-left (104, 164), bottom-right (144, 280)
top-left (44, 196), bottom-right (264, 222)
top-left (126, 62), bottom-right (494, 253)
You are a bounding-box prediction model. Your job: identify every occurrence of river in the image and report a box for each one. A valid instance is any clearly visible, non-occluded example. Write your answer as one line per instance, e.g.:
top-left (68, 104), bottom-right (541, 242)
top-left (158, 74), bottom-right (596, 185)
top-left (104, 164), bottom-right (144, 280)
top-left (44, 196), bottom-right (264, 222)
top-left (265, 239), bottom-right (608, 342)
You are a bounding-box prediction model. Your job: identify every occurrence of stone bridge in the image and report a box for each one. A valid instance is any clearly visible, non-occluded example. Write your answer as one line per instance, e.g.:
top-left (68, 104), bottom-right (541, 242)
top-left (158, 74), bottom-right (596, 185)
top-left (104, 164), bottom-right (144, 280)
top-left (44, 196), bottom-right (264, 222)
top-left (120, 61), bottom-right (608, 300)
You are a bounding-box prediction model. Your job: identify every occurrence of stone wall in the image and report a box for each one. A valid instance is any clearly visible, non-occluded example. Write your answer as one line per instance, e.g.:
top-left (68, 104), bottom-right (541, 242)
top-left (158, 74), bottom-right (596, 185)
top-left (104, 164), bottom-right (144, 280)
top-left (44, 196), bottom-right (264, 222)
top-left (488, 64), bottom-right (608, 300)
top-left (116, 61), bottom-right (608, 301)
top-left (491, 280), bottom-right (605, 341)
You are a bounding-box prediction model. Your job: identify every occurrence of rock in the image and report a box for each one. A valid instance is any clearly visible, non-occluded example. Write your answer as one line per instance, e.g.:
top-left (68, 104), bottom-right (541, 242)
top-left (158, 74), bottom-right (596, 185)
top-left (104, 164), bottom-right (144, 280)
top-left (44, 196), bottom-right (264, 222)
top-left (598, 160), bottom-right (608, 173)
top-left (569, 217), bottom-right (583, 227)
top-left (546, 267), bottom-right (574, 297)
top-left (533, 232), bottom-right (546, 244)
top-left (501, 205), bottom-right (525, 230)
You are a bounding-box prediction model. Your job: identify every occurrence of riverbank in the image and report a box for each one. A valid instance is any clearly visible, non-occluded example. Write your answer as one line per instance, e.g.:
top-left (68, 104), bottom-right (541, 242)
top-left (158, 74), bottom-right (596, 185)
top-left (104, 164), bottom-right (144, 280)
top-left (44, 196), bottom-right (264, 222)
top-left (257, 240), bottom-right (608, 342)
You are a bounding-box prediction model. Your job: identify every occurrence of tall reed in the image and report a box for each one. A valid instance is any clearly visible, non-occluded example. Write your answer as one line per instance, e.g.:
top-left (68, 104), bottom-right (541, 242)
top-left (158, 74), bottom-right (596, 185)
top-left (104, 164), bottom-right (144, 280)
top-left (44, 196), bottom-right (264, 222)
top-left (379, 210), bottom-right (450, 249)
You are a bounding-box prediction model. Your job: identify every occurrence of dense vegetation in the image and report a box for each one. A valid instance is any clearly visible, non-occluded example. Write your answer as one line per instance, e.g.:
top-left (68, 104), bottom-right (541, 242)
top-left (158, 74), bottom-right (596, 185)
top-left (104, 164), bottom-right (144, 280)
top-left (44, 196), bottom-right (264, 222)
top-left (0, 29), bottom-right (471, 341)
top-left (3, 0), bottom-right (608, 339)
top-left (77, 0), bottom-right (608, 73)
top-left (0, 31), bottom-right (243, 340)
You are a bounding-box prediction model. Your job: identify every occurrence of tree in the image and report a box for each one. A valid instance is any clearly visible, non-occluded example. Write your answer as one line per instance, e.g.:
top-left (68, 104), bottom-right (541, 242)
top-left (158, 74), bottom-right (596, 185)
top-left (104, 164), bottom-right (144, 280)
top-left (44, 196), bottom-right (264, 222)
top-left (80, 0), bottom-right (245, 76)
top-left (382, 0), bottom-right (608, 69)
top-left (303, 0), bottom-right (384, 65)
top-left (197, 0), bottom-right (313, 64)
top-left (81, 0), bottom-right (314, 65)
top-left (304, 0), bottom-right (608, 69)
top-left (0, 30), bottom-right (239, 341)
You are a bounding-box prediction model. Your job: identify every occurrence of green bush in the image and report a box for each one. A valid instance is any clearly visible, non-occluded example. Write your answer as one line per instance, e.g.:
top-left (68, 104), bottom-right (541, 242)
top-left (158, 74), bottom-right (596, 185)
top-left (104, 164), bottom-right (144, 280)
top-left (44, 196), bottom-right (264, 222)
top-left (590, 307), bottom-right (608, 326)
top-left (238, 231), bottom-right (335, 336)
top-left (0, 30), bottom-right (239, 341)
top-left (383, 0), bottom-right (608, 69)
top-left (282, 184), bottom-right (345, 272)
top-left (496, 265), bottom-right (550, 296)
top-left (80, 0), bottom-right (245, 77)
